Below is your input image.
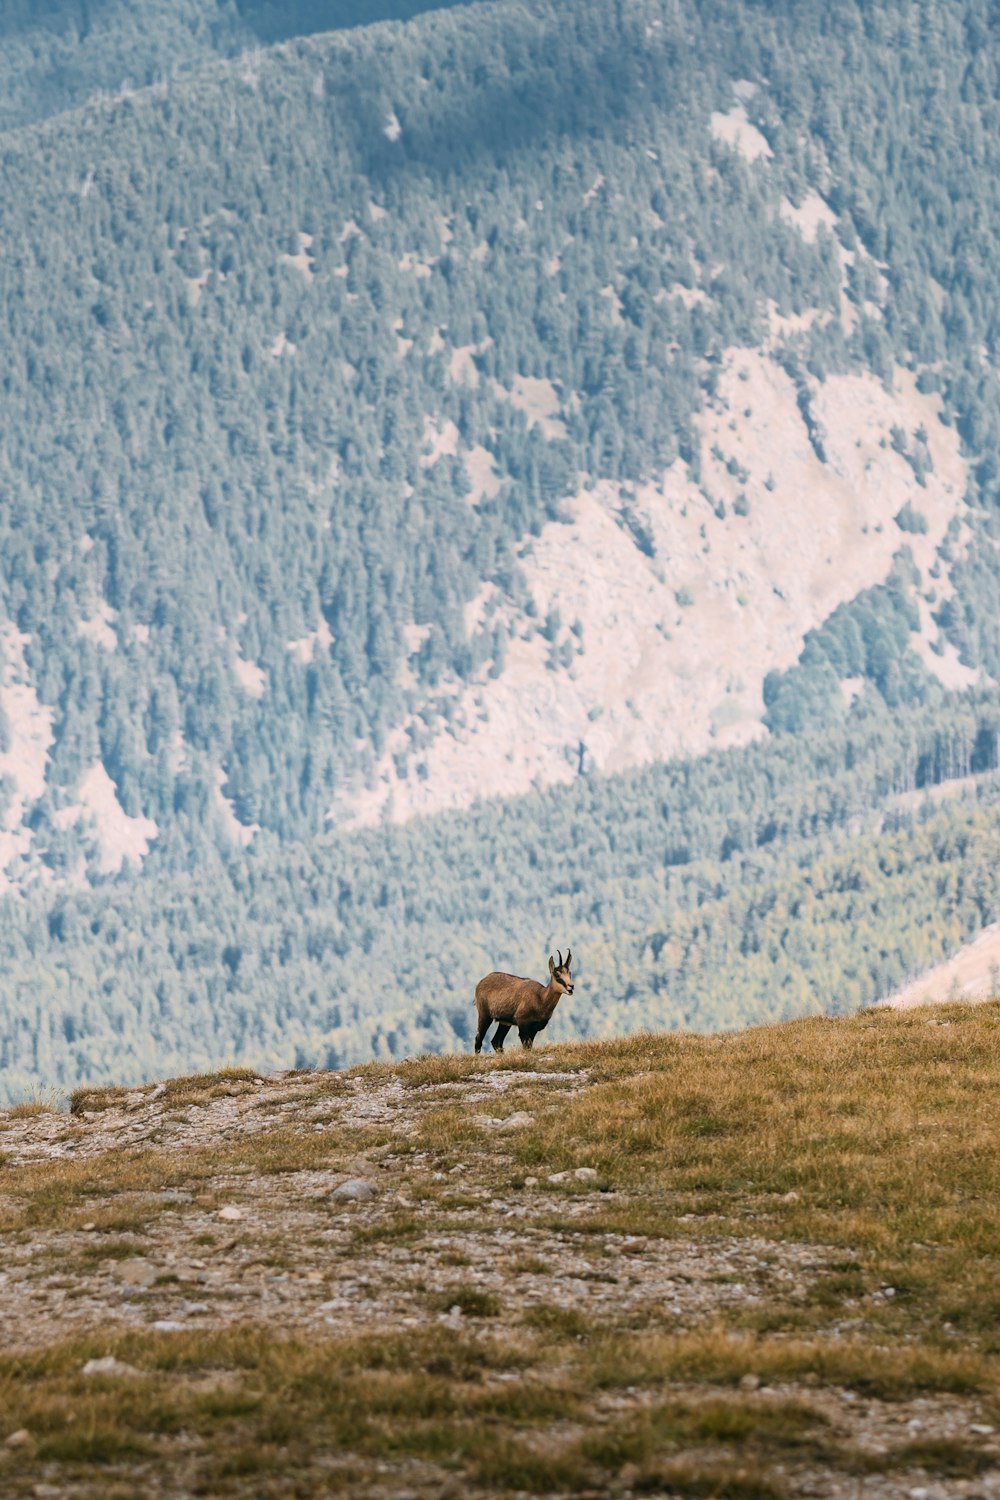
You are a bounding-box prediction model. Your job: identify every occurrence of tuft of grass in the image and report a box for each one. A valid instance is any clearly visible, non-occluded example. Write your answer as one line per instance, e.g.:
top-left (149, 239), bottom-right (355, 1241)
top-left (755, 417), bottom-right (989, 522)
top-left (892, 1436), bottom-right (998, 1477)
top-left (5, 1097), bottom-right (60, 1119)
top-left (581, 1329), bottom-right (992, 1399)
top-left (427, 1285), bottom-right (502, 1318)
top-left (70, 1085), bottom-right (131, 1116)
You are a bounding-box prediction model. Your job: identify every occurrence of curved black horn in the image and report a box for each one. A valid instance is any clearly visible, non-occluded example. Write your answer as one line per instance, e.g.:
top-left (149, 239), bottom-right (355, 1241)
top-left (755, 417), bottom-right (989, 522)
top-left (556, 948), bottom-right (563, 968)
top-left (565, 948), bottom-right (572, 967)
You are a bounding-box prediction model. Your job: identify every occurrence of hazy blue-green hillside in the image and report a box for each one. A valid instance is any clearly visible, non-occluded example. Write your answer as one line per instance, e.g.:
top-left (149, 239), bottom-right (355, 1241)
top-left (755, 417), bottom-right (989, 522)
top-left (1, 0), bottom-right (1000, 1099)
top-left (2, 693), bottom-right (998, 1101)
top-left (0, 0), bottom-right (481, 132)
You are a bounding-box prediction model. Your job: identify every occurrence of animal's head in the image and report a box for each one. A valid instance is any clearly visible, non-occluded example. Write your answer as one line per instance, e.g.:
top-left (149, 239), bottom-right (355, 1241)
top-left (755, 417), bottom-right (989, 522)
top-left (548, 948), bottom-right (574, 994)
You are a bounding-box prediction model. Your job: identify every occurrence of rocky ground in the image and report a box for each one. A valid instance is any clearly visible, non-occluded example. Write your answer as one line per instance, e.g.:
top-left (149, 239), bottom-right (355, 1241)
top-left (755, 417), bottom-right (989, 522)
top-left (2, 1015), bottom-right (1000, 1497)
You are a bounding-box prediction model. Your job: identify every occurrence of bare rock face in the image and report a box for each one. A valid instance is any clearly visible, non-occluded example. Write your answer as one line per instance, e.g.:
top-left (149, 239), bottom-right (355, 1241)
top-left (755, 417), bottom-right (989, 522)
top-left (341, 355), bottom-right (969, 829)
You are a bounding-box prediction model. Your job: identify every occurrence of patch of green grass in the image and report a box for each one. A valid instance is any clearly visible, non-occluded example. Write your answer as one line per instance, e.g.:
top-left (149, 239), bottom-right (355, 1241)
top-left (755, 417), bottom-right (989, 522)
top-left (427, 1285), bottom-right (501, 1318)
top-left (893, 1436), bottom-right (998, 1477)
top-left (511, 1255), bottom-right (549, 1275)
top-left (522, 1305), bottom-right (591, 1339)
top-left (439, 1249), bottom-right (472, 1267)
top-left (580, 1329), bottom-right (992, 1399)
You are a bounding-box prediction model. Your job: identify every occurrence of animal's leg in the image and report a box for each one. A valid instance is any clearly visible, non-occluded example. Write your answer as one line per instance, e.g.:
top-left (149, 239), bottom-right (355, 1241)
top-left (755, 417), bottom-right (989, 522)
top-left (491, 1022), bottom-right (511, 1053)
top-left (518, 1024), bottom-right (538, 1050)
top-left (474, 1013), bottom-right (489, 1054)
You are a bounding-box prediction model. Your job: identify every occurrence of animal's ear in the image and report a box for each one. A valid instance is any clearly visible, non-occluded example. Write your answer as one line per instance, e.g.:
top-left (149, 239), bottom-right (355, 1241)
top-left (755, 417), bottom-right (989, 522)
top-left (548, 954), bottom-right (555, 975)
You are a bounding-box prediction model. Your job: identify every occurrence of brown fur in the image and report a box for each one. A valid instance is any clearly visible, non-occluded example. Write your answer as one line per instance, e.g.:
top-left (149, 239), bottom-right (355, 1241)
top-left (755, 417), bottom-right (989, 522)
top-left (474, 949), bottom-right (574, 1053)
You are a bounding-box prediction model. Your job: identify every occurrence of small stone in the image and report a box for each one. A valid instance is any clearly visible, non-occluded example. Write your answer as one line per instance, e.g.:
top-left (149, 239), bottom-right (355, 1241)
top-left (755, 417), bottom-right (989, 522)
top-left (524, 1176), bottom-right (538, 1187)
top-left (781, 1191), bottom-right (800, 1204)
top-left (113, 1259), bottom-right (158, 1289)
top-left (5, 1429), bottom-right (33, 1450)
top-left (547, 1170), bottom-right (570, 1184)
top-left (574, 1167), bottom-right (598, 1180)
top-left (217, 1205), bottom-right (243, 1222)
top-left (970, 1423), bottom-right (995, 1435)
top-left (151, 1320), bottom-right (187, 1332)
top-left (81, 1222), bottom-right (96, 1232)
top-left (82, 1357), bottom-right (144, 1379)
top-left (802, 1371), bottom-right (820, 1387)
top-left (332, 1178), bottom-right (376, 1203)
top-left (739, 1373), bottom-right (761, 1391)
top-left (497, 1112), bottom-right (535, 1131)
top-left (158, 1190), bottom-right (193, 1203)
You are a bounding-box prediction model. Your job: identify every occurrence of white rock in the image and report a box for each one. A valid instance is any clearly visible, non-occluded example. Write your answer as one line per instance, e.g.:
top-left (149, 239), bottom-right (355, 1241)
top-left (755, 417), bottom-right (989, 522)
top-left (574, 1167), bottom-right (598, 1180)
top-left (4, 1429), bottom-right (33, 1449)
top-left (547, 1171), bottom-right (570, 1183)
top-left (332, 1178), bottom-right (376, 1203)
top-left (474, 1111), bottom-right (535, 1131)
top-left (217, 1205), bottom-right (243, 1222)
top-left (113, 1259), bottom-right (158, 1288)
top-left (151, 1320), bottom-right (187, 1332)
top-left (82, 1357), bottom-right (144, 1379)
top-left (970, 1423), bottom-right (995, 1434)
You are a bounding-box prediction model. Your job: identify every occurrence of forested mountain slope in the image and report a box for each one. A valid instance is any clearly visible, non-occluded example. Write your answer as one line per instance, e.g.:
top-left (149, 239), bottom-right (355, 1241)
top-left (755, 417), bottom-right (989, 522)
top-left (2, 0), bottom-right (999, 892)
top-left (0, 0), bottom-right (480, 133)
top-left (2, 695), bottom-right (998, 1102)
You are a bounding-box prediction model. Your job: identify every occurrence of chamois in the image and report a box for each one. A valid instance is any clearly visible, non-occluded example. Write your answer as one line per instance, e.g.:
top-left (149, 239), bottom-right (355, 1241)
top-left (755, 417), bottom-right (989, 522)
top-left (474, 949), bottom-right (574, 1054)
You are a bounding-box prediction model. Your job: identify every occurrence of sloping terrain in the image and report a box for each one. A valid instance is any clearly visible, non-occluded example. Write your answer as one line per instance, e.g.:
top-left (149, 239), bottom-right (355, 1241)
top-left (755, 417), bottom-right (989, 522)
top-left (885, 922), bottom-right (1000, 1010)
top-left (1, 0), bottom-right (1000, 1100)
top-left (0, 0), bottom-right (999, 889)
top-left (2, 1005), bottom-right (1000, 1497)
top-left (351, 353), bottom-right (968, 821)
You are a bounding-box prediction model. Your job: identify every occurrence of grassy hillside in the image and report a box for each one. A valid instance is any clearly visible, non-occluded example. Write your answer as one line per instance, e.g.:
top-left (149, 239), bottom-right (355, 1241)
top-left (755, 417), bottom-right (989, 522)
top-left (2, 1004), bottom-right (1000, 1496)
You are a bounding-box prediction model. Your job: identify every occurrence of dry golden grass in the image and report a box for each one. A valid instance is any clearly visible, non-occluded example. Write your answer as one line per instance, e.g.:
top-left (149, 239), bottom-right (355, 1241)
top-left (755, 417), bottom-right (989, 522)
top-left (5, 1004), bottom-right (1000, 1495)
top-left (5, 1098), bottom-right (58, 1119)
top-left (69, 1066), bottom-right (263, 1116)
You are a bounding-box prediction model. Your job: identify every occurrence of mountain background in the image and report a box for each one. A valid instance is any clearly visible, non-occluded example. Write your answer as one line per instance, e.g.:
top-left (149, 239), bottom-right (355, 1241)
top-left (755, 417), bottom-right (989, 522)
top-left (1, 0), bottom-right (999, 1101)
